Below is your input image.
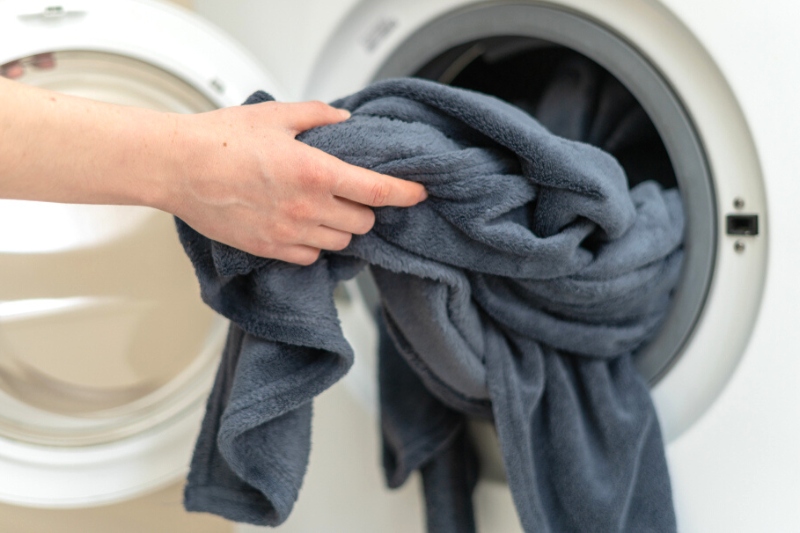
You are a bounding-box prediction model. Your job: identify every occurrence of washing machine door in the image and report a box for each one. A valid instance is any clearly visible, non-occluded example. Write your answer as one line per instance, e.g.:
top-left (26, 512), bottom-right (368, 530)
top-left (305, 0), bottom-right (769, 444)
top-left (0, 0), bottom-right (280, 508)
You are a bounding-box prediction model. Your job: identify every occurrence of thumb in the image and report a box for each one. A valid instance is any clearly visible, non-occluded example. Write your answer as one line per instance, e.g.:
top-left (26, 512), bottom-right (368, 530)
top-left (282, 100), bottom-right (351, 134)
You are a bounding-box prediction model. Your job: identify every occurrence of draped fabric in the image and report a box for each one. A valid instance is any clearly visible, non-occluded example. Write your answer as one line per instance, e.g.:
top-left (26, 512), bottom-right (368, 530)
top-left (180, 76), bottom-right (681, 532)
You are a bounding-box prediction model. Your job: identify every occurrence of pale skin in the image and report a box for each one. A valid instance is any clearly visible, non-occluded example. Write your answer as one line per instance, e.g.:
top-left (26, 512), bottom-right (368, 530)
top-left (0, 64), bottom-right (427, 265)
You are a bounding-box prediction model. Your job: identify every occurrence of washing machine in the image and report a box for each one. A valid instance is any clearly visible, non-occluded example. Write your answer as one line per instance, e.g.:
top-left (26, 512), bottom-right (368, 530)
top-left (0, 0), bottom-right (346, 531)
top-left (2, 0), bottom-right (798, 532)
top-left (198, 0), bottom-right (800, 532)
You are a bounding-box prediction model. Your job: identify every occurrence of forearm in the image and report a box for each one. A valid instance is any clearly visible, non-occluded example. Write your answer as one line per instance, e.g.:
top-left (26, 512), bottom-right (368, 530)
top-left (0, 75), bottom-right (426, 263)
top-left (0, 76), bottom-right (181, 210)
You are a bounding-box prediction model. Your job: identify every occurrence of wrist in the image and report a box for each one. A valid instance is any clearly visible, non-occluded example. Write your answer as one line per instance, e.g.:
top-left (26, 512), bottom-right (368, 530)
top-left (139, 112), bottom-right (193, 216)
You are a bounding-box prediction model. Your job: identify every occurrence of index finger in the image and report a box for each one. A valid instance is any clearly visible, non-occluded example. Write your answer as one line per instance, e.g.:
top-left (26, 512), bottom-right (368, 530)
top-left (327, 156), bottom-right (428, 208)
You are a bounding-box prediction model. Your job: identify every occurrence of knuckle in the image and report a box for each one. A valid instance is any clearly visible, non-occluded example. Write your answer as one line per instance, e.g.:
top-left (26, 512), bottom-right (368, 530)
top-left (333, 233), bottom-right (352, 251)
top-left (308, 100), bottom-right (331, 115)
top-left (296, 155), bottom-right (329, 190)
top-left (287, 200), bottom-right (315, 223)
top-left (354, 209), bottom-right (376, 235)
top-left (369, 181), bottom-right (391, 207)
top-left (297, 249), bottom-right (321, 266)
top-left (274, 223), bottom-right (300, 244)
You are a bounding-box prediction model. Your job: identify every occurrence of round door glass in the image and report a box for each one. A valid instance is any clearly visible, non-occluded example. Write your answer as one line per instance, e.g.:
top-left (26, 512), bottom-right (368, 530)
top-left (374, 5), bottom-right (716, 386)
top-left (0, 51), bottom-right (225, 446)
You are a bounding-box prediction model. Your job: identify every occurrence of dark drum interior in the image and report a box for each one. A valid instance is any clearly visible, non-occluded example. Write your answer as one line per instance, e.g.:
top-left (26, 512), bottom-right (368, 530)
top-left (413, 37), bottom-right (678, 191)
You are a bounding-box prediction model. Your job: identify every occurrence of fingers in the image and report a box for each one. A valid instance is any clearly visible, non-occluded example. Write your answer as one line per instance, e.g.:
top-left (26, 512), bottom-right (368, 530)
top-left (327, 156), bottom-right (428, 207)
top-left (281, 100), bottom-right (351, 134)
top-left (292, 142), bottom-right (427, 208)
top-left (303, 226), bottom-right (353, 252)
top-left (317, 197), bottom-right (376, 235)
top-left (273, 245), bottom-right (322, 266)
top-left (258, 227), bottom-right (351, 266)
top-left (260, 101), bottom-right (427, 208)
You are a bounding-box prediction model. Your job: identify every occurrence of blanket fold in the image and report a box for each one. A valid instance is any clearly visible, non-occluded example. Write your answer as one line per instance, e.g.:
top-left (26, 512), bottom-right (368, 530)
top-left (180, 73), bottom-right (681, 532)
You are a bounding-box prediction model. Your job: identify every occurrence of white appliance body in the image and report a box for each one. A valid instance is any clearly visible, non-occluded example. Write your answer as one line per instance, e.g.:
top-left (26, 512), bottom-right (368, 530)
top-left (296, 1), bottom-right (798, 531)
top-left (1, 0), bottom-right (797, 532)
top-left (193, 0), bottom-right (363, 102)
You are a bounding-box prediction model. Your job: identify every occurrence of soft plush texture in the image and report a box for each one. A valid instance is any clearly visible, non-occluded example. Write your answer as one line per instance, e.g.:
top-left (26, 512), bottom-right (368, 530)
top-left (179, 73), bottom-right (682, 532)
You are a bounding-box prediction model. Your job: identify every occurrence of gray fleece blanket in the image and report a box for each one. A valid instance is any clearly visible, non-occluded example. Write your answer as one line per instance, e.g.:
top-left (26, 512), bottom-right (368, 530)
top-left (179, 75), bottom-right (682, 532)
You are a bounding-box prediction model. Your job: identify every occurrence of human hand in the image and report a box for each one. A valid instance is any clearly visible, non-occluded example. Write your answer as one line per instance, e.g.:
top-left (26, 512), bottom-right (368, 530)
top-left (0, 74), bottom-right (426, 265)
top-left (164, 101), bottom-right (428, 265)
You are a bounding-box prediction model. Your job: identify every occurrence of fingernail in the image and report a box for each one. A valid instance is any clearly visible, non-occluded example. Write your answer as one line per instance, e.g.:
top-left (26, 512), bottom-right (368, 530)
top-left (338, 109), bottom-right (351, 120)
top-left (420, 188), bottom-right (429, 201)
